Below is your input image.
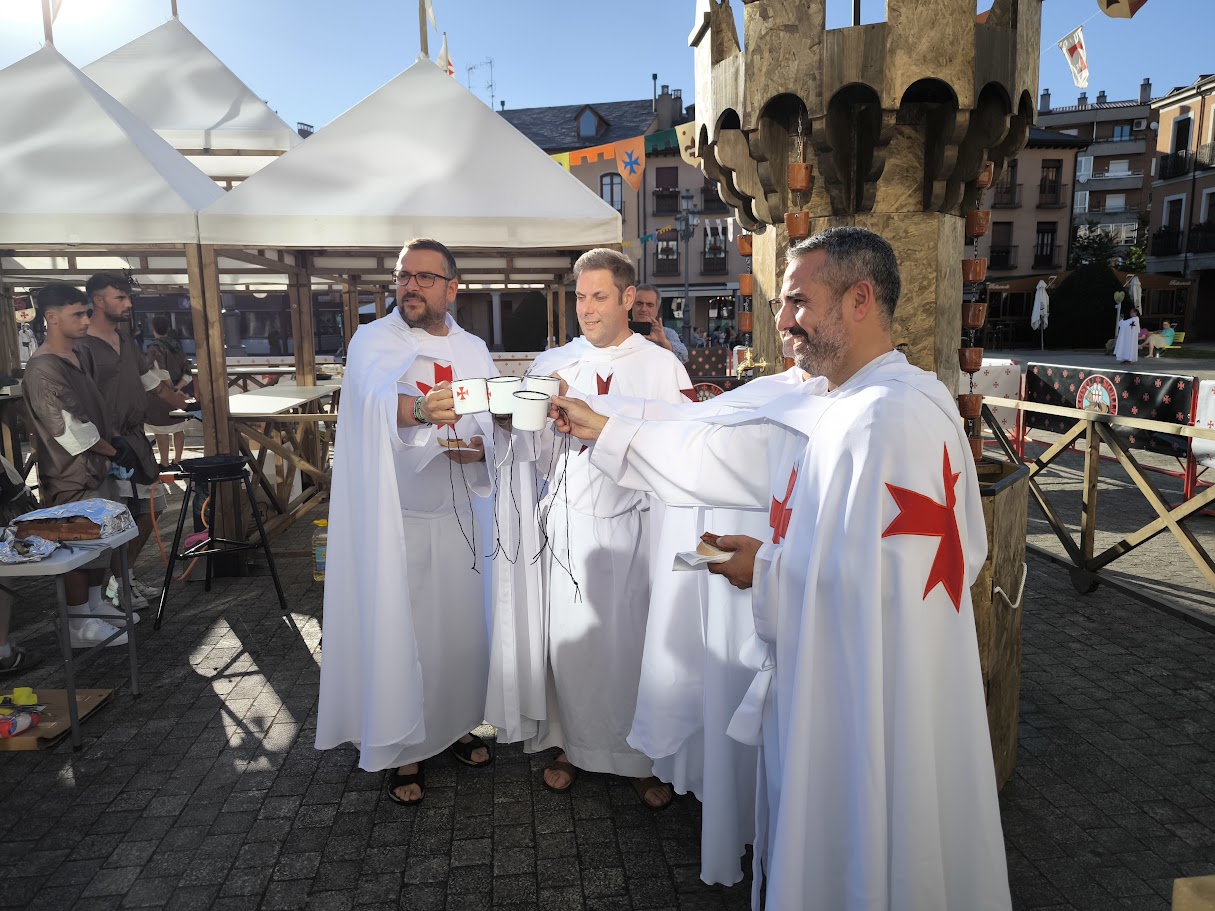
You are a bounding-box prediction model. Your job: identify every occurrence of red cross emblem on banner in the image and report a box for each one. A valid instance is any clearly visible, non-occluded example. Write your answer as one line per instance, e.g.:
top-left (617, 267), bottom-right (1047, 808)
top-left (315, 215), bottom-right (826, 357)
top-left (769, 465), bottom-right (797, 544)
top-left (881, 444), bottom-right (965, 611)
top-left (416, 363), bottom-right (455, 430)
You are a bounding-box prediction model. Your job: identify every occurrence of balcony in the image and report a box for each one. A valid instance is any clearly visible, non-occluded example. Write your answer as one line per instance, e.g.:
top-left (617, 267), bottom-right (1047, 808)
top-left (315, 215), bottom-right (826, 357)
top-left (652, 188), bottom-right (680, 216)
top-left (989, 246), bottom-right (1018, 270)
top-left (1190, 224), bottom-right (1215, 254)
top-left (701, 251), bottom-right (729, 274)
top-left (1150, 228), bottom-right (1183, 257)
top-left (1199, 142), bottom-right (1215, 170)
top-left (991, 184), bottom-right (1022, 208)
top-left (1038, 183), bottom-right (1068, 208)
top-left (701, 186), bottom-right (729, 214)
top-left (1158, 152), bottom-right (1192, 180)
top-left (653, 254), bottom-right (680, 276)
top-left (1088, 201), bottom-right (1138, 214)
top-left (1032, 245), bottom-right (1062, 269)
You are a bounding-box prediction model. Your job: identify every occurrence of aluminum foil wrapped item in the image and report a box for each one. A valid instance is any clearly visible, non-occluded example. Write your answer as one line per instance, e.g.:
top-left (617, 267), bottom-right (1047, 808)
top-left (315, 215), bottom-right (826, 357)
top-left (13, 498), bottom-right (135, 540)
top-left (0, 528), bottom-right (58, 563)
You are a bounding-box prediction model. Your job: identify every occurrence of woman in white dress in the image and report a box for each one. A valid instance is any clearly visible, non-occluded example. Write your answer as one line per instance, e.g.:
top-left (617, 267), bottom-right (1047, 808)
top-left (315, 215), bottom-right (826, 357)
top-left (1114, 307), bottom-right (1140, 363)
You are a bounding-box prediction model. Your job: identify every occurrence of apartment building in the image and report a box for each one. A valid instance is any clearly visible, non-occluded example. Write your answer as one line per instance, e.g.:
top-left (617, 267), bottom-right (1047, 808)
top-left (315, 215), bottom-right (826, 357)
top-left (1037, 80), bottom-right (1157, 259)
top-left (501, 86), bottom-right (742, 341)
top-left (1147, 74), bottom-right (1215, 338)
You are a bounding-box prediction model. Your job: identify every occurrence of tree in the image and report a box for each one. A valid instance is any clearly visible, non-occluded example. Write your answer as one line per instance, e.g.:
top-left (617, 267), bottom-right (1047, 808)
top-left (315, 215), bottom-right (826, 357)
top-left (1069, 220), bottom-right (1118, 268)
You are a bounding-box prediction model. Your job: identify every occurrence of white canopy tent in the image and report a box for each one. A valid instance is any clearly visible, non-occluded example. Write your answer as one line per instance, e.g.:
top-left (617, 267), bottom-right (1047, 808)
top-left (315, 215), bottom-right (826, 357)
top-left (0, 45), bottom-right (223, 246)
top-left (198, 58), bottom-right (622, 252)
top-left (83, 17), bottom-right (301, 185)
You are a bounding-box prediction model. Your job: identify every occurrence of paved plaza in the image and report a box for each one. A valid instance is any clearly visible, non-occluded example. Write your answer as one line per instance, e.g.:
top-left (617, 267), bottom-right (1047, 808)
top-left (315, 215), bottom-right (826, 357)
top-left (1, 444), bottom-right (1214, 911)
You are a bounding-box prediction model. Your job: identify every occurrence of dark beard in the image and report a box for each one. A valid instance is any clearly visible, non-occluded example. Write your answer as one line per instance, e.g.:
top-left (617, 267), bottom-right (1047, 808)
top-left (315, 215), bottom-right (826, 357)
top-left (400, 299), bottom-right (445, 331)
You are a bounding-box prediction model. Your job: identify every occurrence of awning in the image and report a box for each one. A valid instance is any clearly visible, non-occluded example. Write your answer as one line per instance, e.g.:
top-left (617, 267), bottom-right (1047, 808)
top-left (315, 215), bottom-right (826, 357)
top-left (986, 272), bottom-right (1070, 294)
top-left (1114, 271), bottom-right (1194, 291)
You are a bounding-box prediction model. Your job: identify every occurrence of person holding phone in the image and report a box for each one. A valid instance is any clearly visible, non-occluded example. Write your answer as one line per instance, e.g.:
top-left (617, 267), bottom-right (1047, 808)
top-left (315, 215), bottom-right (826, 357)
top-left (630, 284), bottom-right (689, 363)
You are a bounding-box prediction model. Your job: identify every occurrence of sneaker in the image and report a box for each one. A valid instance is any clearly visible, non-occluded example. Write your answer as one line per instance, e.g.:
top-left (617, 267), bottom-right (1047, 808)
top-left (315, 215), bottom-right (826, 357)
top-left (69, 618), bottom-right (128, 648)
top-left (105, 576), bottom-right (149, 611)
top-left (90, 599), bottom-right (140, 626)
top-left (0, 645), bottom-right (40, 676)
top-left (130, 577), bottom-right (161, 599)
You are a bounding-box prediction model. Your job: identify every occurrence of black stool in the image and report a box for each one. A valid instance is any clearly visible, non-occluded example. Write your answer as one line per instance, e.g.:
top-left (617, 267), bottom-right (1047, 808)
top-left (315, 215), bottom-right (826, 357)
top-left (154, 455), bottom-right (291, 631)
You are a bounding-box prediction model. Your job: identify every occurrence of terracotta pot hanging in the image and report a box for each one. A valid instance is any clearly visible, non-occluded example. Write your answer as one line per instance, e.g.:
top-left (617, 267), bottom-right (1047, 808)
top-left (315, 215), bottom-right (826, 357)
top-left (785, 210), bottom-right (811, 240)
top-left (738, 311), bottom-right (753, 332)
top-left (962, 257), bottom-right (988, 283)
top-left (965, 209), bottom-right (992, 237)
top-left (738, 273), bottom-right (754, 297)
top-left (969, 436), bottom-right (986, 461)
top-left (958, 346), bottom-right (985, 373)
top-left (962, 302), bottom-right (988, 330)
top-left (975, 160), bottom-right (995, 190)
top-left (787, 162), bottom-right (813, 193)
top-left (737, 234), bottom-right (753, 256)
top-left (957, 393), bottom-right (984, 420)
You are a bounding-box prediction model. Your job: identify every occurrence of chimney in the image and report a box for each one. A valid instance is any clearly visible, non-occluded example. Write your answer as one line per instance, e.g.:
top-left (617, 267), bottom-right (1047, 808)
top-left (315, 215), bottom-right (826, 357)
top-left (655, 84), bottom-right (677, 130)
top-left (1039, 88), bottom-right (1051, 114)
top-left (1078, 91), bottom-right (1088, 107)
top-left (1096, 90), bottom-right (1107, 105)
top-left (296, 122), bottom-right (314, 139)
top-left (672, 88), bottom-right (684, 121)
top-left (499, 100), bottom-right (506, 111)
top-left (1140, 77), bottom-right (1152, 103)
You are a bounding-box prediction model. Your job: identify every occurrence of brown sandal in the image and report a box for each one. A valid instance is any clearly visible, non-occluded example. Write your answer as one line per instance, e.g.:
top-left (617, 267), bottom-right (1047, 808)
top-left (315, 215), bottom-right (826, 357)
top-left (542, 756), bottom-right (578, 793)
top-left (630, 775), bottom-right (674, 811)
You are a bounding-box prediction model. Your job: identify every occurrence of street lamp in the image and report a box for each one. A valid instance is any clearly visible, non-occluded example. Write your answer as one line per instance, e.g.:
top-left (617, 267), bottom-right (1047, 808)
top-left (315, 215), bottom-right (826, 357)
top-left (674, 188), bottom-right (702, 347)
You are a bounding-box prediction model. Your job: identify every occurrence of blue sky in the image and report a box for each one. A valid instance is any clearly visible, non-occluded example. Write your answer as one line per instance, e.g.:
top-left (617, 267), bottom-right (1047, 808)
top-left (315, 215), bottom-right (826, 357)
top-left (0, 0), bottom-right (1204, 130)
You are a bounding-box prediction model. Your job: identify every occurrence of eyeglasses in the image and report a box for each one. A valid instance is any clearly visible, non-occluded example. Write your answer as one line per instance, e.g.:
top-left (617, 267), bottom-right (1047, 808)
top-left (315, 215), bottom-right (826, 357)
top-left (392, 270), bottom-right (453, 288)
top-left (767, 297), bottom-right (784, 318)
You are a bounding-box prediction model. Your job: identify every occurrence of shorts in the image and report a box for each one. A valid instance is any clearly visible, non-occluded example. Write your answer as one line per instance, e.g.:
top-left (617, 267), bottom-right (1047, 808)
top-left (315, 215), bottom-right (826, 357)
top-left (52, 477), bottom-right (167, 518)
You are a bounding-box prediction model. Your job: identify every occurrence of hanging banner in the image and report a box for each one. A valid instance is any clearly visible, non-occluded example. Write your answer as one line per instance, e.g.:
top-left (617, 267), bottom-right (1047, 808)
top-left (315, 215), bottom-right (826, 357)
top-left (675, 121), bottom-right (700, 167)
top-left (1098, 0), bottom-right (1149, 18)
top-left (436, 33), bottom-right (454, 76)
top-left (1058, 26), bottom-right (1090, 90)
top-left (549, 152), bottom-right (571, 171)
top-left (644, 128), bottom-right (680, 154)
top-left (615, 136), bottom-right (646, 192)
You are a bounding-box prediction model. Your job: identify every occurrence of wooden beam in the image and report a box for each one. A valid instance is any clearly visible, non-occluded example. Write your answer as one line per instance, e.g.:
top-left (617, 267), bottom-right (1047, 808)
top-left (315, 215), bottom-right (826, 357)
top-left (216, 249), bottom-right (306, 277)
top-left (287, 258), bottom-right (317, 388)
top-left (546, 285), bottom-right (555, 349)
top-left (557, 283), bottom-right (568, 347)
top-left (374, 286), bottom-right (387, 319)
top-left (185, 244), bottom-right (232, 456)
top-left (342, 276), bottom-right (361, 350)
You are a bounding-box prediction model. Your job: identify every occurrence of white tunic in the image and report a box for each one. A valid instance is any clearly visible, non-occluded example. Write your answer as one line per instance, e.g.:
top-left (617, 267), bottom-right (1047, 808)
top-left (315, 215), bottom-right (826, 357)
top-left (512, 335), bottom-right (692, 777)
top-left (316, 313), bottom-right (497, 771)
top-left (592, 352), bottom-right (1011, 911)
top-left (1114, 315), bottom-right (1140, 362)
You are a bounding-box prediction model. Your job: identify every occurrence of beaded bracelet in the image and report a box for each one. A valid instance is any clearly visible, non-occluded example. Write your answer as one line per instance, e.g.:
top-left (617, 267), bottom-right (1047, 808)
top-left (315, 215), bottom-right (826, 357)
top-left (413, 395), bottom-right (430, 425)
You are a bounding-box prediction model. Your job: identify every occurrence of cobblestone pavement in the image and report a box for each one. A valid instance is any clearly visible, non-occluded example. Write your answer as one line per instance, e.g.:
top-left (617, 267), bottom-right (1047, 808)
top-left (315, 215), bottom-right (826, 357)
top-left (1, 488), bottom-right (1213, 911)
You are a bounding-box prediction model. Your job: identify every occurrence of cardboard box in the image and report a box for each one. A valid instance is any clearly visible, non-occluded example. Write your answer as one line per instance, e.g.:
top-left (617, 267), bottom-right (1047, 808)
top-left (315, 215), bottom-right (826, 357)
top-left (0, 689), bottom-right (112, 751)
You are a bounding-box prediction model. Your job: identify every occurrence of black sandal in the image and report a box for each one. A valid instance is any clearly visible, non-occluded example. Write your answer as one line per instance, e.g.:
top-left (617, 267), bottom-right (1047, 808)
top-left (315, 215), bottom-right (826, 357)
top-left (386, 763), bottom-right (425, 806)
top-left (449, 733), bottom-right (493, 768)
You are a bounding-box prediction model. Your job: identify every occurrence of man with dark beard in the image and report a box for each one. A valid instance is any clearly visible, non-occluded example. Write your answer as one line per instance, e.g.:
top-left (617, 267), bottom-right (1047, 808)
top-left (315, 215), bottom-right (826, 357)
top-left (551, 227), bottom-right (1011, 911)
top-left (316, 238), bottom-right (497, 807)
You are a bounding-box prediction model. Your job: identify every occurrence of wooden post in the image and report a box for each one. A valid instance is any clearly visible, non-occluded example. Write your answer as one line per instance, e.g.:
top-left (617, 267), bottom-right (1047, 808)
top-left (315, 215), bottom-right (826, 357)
top-left (545, 285), bottom-right (555, 349)
top-left (184, 244), bottom-right (232, 456)
top-left (171, 0), bottom-right (178, 17)
top-left (0, 267), bottom-right (22, 378)
top-left (418, 0), bottom-right (429, 57)
top-left (374, 286), bottom-right (387, 319)
top-left (287, 256), bottom-right (317, 388)
top-left (1080, 420), bottom-right (1101, 570)
top-left (557, 283), bottom-right (568, 346)
top-left (342, 276), bottom-right (360, 351)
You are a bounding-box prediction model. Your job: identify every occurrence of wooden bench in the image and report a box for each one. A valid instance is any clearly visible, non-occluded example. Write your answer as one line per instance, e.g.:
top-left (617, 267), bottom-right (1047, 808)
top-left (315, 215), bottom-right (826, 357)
top-left (1162, 330), bottom-right (1186, 354)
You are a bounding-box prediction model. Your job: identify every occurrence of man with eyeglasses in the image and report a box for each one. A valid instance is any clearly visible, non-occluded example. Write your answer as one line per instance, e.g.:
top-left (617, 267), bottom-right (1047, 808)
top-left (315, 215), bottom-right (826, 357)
top-left (317, 238), bottom-right (498, 807)
top-left (550, 227), bottom-right (1011, 910)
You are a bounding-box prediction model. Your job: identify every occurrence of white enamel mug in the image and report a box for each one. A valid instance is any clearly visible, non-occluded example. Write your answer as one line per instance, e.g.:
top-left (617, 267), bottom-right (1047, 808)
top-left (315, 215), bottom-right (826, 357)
top-left (512, 391), bottom-right (550, 431)
top-left (452, 377), bottom-right (489, 415)
top-left (487, 376), bottom-right (522, 415)
top-left (524, 374), bottom-right (561, 397)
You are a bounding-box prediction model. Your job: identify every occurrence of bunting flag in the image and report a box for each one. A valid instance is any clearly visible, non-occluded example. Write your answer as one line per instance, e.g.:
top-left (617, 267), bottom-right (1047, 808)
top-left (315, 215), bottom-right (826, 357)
top-left (1098, 0), bottom-right (1148, 18)
top-left (426, 0), bottom-right (438, 30)
top-left (549, 152), bottom-right (571, 171)
top-left (436, 33), bottom-right (454, 76)
top-left (568, 143), bottom-right (616, 167)
top-left (615, 136), bottom-right (646, 192)
top-left (1058, 26), bottom-right (1089, 90)
top-left (675, 122), bottom-right (700, 167)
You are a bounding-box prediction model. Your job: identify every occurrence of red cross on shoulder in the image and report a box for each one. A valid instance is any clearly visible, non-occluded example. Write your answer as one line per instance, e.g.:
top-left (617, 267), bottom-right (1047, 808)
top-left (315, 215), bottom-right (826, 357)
top-left (416, 362), bottom-right (456, 431)
top-left (881, 444), bottom-right (965, 612)
top-left (769, 465), bottom-right (798, 544)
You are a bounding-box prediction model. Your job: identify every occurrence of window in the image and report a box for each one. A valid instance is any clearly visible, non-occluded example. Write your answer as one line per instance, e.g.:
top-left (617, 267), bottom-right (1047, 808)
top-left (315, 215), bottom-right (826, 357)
top-left (1034, 222), bottom-right (1058, 268)
top-left (1111, 123), bottom-right (1132, 141)
top-left (577, 109), bottom-right (599, 140)
top-left (1119, 223), bottom-right (1139, 245)
top-left (654, 238), bottom-right (679, 275)
top-left (1108, 159), bottom-right (1130, 175)
top-left (1163, 196), bottom-right (1185, 230)
top-left (1172, 114), bottom-right (1192, 154)
top-left (652, 167), bottom-right (681, 216)
top-left (1201, 188), bottom-right (1215, 223)
top-left (1074, 190), bottom-right (1089, 213)
top-left (1041, 160), bottom-right (1062, 188)
top-left (599, 173), bottom-right (622, 213)
top-left (1104, 193), bottom-right (1126, 213)
top-left (654, 167), bottom-right (679, 190)
top-left (1076, 156), bottom-right (1092, 182)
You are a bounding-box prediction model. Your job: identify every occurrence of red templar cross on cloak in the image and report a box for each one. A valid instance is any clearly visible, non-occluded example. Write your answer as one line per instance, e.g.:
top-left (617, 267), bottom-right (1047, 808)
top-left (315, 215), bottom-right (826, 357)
top-left (769, 465), bottom-right (797, 544)
top-left (416, 363), bottom-right (456, 431)
top-left (881, 444), bottom-right (965, 612)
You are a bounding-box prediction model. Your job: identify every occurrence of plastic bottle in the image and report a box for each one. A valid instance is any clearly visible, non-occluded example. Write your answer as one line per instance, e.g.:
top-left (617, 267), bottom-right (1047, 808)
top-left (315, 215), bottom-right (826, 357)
top-left (312, 519), bottom-right (328, 582)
